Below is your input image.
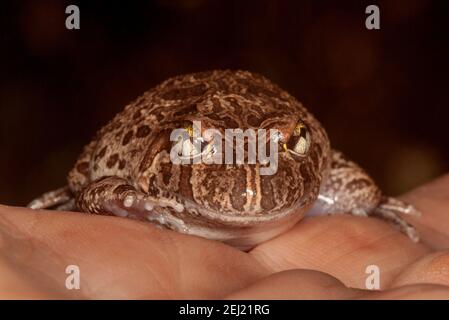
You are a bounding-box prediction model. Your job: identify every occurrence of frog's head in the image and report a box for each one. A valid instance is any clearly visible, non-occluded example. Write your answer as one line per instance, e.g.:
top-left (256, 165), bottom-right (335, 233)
top-left (137, 70), bottom-right (330, 249)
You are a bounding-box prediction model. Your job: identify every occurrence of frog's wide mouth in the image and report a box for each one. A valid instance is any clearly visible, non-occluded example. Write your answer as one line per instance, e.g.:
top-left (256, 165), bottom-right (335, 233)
top-left (181, 196), bottom-right (313, 226)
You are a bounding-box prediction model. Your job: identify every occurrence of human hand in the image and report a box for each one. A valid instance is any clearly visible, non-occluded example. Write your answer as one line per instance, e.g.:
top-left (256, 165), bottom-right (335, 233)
top-left (1, 174), bottom-right (449, 299)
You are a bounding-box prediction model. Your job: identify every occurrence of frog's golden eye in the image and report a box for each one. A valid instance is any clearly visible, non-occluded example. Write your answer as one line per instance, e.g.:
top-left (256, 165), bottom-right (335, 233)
top-left (283, 123), bottom-right (311, 156)
top-left (186, 123), bottom-right (195, 138)
top-left (174, 123), bottom-right (213, 160)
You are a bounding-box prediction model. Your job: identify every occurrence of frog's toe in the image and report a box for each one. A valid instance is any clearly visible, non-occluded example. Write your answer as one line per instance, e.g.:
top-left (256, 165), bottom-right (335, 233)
top-left (372, 196), bottom-right (421, 242)
top-left (405, 224), bottom-right (420, 243)
top-left (377, 197), bottom-right (421, 217)
top-left (123, 195), bottom-right (136, 208)
top-left (143, 200), bottom-right (154, 211)
top-left (108, 193), bottom-right (150, 218)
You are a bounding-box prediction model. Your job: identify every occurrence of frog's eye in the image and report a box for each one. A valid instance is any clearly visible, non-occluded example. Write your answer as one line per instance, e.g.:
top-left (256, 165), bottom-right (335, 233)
top-left (283, 123), bottom-right (311, 156)
top-left (175, 124), bottom-right (214, 160)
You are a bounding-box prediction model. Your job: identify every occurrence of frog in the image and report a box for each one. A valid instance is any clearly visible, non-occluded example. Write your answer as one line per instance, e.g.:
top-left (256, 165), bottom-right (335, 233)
top-left (28, 70), bottom-right (420, 250)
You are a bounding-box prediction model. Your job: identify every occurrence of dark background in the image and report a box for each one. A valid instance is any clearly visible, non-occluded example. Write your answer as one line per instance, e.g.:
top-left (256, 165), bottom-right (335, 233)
top-left (0, 0), bottom-right (448, 206)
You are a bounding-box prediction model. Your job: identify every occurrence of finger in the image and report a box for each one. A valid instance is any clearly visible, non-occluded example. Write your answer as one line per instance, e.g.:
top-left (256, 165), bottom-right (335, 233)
top-left (250, 215), bottom-right (430, 290)
top-left (224, 269), bottom-right (361, 299)
top-left (0, 205), bottom-right (269, 299)
top-left (225, 268), bottom-right (449, 300)
top-left (400, 173), bottom-right (449, 249)
top-left (390, 250), bottom-right (449, 288)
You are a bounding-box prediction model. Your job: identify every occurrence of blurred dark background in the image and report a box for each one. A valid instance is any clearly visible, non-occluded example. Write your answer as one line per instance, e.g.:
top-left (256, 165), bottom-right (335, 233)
top-left (0, 0), bottom-right (448, 206)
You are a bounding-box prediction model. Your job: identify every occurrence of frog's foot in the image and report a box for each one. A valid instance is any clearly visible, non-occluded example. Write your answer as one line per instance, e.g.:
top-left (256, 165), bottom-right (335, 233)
top-left (371, 196), bottom-right (420, 242)
top-left (376, 196), bottom-right (421, 217)
top-left (310, 149), bottom-right (420, 242)
top-left (28, 186), bottom-right (74, 210)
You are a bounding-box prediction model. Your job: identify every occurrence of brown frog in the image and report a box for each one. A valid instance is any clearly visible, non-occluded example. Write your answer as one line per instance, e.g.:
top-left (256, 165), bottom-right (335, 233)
top-left (28, 70), bottom-right (419, 250)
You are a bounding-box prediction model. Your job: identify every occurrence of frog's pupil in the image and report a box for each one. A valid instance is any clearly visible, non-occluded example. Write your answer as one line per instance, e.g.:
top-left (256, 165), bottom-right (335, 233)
top-left (286, 135), bottom-right (300, 151)
top-left (299, 127), bottom-right (308, 140)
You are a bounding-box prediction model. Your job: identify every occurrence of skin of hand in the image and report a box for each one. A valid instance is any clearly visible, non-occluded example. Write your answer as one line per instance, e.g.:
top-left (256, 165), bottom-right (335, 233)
top-left (1, 174), bottom-right (449, 299)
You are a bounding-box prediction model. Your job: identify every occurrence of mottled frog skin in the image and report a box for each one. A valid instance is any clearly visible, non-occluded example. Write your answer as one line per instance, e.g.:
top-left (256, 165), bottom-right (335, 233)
top-left (29, 70), bottom-right (419, 250)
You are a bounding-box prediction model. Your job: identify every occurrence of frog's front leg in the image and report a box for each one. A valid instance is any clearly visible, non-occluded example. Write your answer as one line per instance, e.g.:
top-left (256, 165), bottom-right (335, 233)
top-left (75, 176), bottom-right (184, 223)
top-left (308, 150), bottom-right (420, 242)
top-left (76, 176), bottom-right (158, 220)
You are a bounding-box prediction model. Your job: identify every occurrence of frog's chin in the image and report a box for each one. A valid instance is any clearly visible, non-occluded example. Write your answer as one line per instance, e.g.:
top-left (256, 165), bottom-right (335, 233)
top-left (219, 211), bottom-right (306, 251)
top-left (145, 206), bottom-right (308, 251)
